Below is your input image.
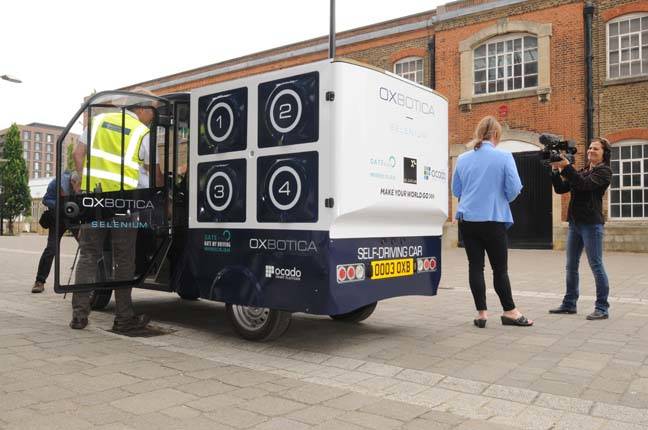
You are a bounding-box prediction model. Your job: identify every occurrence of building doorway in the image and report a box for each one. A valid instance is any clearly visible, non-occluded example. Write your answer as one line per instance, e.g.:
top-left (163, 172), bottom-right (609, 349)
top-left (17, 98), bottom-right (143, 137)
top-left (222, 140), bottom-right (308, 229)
top-left (499, 140), bottom-right (553, 249)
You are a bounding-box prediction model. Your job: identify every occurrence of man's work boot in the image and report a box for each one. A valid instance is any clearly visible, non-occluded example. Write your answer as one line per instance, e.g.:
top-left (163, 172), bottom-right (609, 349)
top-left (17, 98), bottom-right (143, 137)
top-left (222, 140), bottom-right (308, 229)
top-left (69, 317), bottom-right (88, 329)
top-left (548, 305), bottom-right (577, 314)
top-left (32, 281), bottom-right (45, 293)
top-left (112, 314), bottom-right (151, 333)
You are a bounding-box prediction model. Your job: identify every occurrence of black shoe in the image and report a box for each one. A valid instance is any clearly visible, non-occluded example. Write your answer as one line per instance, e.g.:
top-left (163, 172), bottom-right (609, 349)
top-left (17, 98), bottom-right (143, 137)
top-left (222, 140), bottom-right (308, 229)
top-left (548, 306), bottom-right (577, 314)
top-left (69, 317), bottom-right (88, 330)
top-left (112, 314), bottom-right (151, 333)
top-left (586, 310), bottom-right (609, 320)
top-left (473, 319), bottom-right (487, 328)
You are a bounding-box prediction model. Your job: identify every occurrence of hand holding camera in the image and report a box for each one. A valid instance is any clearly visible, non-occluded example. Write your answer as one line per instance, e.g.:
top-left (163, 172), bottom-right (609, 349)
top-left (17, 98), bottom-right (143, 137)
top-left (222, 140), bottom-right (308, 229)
top-left (539, 133), bottom-right (577, 171)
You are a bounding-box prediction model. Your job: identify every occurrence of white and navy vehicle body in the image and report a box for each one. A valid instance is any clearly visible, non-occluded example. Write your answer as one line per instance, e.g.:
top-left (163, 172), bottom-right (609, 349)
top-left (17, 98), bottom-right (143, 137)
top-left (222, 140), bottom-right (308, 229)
top-left (54, 59), bottom-right (448, 340)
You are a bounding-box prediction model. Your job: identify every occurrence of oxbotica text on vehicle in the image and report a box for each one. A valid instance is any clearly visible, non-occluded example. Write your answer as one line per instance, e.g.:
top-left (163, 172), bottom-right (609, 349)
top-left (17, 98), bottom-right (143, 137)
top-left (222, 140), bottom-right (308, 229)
top-left (81, 197), bottom-right (154, 210)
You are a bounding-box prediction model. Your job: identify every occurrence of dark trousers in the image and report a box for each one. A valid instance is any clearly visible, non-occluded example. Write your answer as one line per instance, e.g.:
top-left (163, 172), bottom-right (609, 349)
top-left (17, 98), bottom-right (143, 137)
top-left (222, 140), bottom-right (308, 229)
top-left (35, 224), bottom-right (67, 283)
top-left (72, 225), bottom-right (137, 324)
top-left (460, 221), bottom-right (516, 312)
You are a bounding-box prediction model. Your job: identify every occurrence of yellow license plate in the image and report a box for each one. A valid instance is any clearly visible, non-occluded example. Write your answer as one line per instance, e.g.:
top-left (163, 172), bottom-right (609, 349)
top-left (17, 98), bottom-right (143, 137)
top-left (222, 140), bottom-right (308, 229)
top-left (371, 258), bottom-right (414, 280)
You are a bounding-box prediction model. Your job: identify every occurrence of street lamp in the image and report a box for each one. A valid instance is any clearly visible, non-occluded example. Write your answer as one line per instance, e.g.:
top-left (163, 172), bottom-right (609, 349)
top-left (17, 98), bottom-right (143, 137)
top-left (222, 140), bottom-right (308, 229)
top-left (1, 74), bottom-right (22, 84)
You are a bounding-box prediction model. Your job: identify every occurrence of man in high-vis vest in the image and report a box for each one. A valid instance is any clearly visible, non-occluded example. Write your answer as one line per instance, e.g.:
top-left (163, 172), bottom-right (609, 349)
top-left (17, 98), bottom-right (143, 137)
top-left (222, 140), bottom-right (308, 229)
top-left (69, 89), bottom-right (160, 332)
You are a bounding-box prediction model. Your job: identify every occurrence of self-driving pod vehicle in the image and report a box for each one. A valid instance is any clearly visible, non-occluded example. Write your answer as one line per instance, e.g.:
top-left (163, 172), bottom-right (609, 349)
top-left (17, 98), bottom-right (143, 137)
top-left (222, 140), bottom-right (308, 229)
top-left (54, 58), bottom-right (448, 341)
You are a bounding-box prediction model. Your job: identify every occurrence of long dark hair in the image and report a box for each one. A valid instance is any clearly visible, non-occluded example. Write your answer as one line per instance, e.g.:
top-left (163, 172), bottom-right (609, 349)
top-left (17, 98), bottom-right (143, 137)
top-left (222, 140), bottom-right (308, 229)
top-left (587, 137), bottom-right (611, 168)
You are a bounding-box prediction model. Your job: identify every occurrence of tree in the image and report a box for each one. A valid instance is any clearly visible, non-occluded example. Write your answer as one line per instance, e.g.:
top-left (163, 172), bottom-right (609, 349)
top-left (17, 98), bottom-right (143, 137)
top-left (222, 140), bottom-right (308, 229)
top-left (0, 124), bottom-right (31, 235)
top-left (66, 141), bottom-right (75, 172)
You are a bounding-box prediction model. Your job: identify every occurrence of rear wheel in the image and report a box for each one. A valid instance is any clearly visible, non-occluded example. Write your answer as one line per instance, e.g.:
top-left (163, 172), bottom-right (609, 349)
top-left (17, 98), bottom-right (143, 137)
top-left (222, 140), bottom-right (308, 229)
top-left (330, 302), bottom-right (377, 323)
top-left (226, 304), bottom-right (292, 341)
top-left (89, 289), bottom-right (112, 310)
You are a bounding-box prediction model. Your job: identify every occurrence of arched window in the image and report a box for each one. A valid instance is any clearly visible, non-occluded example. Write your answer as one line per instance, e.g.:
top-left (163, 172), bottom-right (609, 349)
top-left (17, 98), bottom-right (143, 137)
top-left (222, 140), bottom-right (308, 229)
top-left (609, 139), bottom-right (648, 219)
top-left (473, 34), bottom-right (538, 95)
top-left (607, 13), bottom-right (648, 79)
top-left (394, 57), bottom-right (424, 84)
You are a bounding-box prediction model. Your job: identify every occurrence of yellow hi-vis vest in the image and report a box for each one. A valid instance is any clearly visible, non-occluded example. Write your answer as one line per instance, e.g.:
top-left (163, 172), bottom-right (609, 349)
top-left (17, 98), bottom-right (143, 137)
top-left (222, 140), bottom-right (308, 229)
top-left (82, 112), bottom-right (150, 192)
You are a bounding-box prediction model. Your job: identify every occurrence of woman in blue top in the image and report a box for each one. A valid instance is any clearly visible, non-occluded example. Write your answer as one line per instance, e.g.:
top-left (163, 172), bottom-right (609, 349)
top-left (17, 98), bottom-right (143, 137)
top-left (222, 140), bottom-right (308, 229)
top-left (452, 116), bottom-right (533, 328)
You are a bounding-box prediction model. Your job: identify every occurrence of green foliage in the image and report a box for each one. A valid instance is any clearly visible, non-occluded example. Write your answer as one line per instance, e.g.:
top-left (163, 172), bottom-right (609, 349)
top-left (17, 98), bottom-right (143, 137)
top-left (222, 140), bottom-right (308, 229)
top-left (66, 142), bottom-right (75, 171)
top-left (0, 124), bottom-right (31, 234)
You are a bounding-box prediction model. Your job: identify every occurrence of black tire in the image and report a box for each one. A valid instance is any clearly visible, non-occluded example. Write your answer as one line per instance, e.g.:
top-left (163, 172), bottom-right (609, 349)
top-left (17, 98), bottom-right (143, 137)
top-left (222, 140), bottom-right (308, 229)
top-left (89, 289), bottom-right (112, 310)
top-left (330, 302), bottom-right (377, 323)
top-left (226, 304), bottom-right (292, 341)
top-left (177, 291), bottom-right (200, 301)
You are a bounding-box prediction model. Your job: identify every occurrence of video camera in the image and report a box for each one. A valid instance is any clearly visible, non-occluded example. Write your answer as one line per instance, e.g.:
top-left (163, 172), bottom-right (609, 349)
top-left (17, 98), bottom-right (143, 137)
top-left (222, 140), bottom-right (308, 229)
top-left (539, 133), bottom-right (577, 166)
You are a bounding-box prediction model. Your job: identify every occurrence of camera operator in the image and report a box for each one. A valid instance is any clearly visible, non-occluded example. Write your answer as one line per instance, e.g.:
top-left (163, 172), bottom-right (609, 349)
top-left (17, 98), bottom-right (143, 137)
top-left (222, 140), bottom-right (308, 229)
top-left (549, 138), bottom-right (612, 320)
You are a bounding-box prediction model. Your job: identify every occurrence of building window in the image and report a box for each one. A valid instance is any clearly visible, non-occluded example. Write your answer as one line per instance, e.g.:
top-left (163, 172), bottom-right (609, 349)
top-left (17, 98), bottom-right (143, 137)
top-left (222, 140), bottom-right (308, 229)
top-left (46, 163), bottom-right (52, 172)
top-left (610, 140), bottom-right (648, 219)
top-left (608, 14), bottom-right (648, 79)
top-left (394, 57), bottom-right (424, 84)
top-left (34, 162), bottom-right (41, 171)
top-left (34, 171), bottom-right (40, 179)
top-left (35, 142), bottom-right (41, 151)
top-left (34, 132), bottom-right (41, 142)
top-left (23, 151), bottom-right (29, 160)
top-left (46, 153), bottom-right (53, 162)
top-left (473, 35), bottom-right (538, 95)
top-left (34, 152), bottom-right (41, 161)
top-left (22, 131), bottom-right (31, 140)
top-left (46, 143), bottom-right (53, 153)
top-left (46, 134), bottom-right (53, 143)
top-left (23, 141), bottom-right (29, 150)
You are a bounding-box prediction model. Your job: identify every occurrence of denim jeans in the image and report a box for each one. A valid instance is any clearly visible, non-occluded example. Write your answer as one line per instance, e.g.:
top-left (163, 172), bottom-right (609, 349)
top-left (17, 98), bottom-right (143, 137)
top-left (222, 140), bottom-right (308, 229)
top-left (563, 222), bottom-right (610, 314)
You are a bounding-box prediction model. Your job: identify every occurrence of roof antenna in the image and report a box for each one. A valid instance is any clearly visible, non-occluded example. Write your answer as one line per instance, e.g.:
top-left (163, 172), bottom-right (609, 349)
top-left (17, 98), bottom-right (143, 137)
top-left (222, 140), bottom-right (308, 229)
top-left (329, 0), bottom-right (336, 58)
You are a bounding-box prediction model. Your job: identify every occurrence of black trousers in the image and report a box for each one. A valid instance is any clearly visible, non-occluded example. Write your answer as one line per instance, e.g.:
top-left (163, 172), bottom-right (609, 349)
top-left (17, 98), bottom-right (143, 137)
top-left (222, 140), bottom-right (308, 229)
top-left (459, 221), bottom-right (516, 312)
top-left (35, 224), bottom-right (67, 283)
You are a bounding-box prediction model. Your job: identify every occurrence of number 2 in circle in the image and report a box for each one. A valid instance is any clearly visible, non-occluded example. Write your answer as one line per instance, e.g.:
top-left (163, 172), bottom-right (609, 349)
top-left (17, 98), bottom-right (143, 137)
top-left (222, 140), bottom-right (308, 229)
top-left (279, 103), bottom-right (292, 120)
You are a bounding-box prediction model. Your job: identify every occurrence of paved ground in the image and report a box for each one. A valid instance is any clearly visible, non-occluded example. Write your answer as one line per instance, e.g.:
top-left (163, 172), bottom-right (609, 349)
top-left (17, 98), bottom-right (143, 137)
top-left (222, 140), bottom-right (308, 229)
top-left (1, 234), bottom-right (648, 430)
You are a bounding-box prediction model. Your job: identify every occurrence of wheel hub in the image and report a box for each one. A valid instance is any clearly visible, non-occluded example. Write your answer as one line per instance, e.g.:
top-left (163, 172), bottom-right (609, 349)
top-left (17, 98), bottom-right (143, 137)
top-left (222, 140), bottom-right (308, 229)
top-left (231, 305), bottom-right (270, 331)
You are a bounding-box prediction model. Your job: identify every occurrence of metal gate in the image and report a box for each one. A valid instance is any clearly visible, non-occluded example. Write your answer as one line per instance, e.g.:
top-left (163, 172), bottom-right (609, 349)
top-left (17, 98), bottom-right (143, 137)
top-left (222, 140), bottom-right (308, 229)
top-left (508, 151), bottom-right (552, 249)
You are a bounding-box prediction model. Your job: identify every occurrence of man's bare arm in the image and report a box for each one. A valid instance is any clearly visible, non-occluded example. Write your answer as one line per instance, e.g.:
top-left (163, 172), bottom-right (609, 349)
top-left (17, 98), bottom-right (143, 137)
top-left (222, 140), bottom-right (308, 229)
top-left (72, 143), bottom-right (86, 176)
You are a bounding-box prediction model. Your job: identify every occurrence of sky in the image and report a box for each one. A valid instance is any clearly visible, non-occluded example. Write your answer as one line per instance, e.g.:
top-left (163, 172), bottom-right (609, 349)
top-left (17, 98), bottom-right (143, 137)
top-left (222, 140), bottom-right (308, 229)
top-left (0, 0), bottom-right (445, 133)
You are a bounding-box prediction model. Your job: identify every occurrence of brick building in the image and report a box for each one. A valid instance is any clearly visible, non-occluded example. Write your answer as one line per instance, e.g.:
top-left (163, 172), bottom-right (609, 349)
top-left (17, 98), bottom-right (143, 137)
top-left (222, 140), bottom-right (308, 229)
top-left (0, 123), bottom-right (77, 179)
top-left (120, 0), bottom-right (647, 252)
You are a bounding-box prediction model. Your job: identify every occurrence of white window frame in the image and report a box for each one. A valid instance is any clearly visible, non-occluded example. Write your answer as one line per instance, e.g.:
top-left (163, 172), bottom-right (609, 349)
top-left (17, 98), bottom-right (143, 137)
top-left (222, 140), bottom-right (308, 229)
top-left (33, 161), bottom-right (41, 171)
top-left (22, 131), bottom-right (30, 140)
top-left (609, 139), bottom-right (648, 220)
top-left (607, 13), bottom-right (648, 80)
top-left (473, 33), bottom-right (538, 96)
top-left (46, 143), bottom-right (53, 153)
top-left (394, 57), bottom-right (424, 85)
top-left (46, 134), bottom-right (53, 143)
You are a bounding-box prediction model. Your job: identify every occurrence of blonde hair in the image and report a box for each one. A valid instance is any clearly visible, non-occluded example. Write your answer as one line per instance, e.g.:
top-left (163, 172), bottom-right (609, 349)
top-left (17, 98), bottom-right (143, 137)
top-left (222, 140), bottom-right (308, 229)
top-left (471, 116), bottom-right (502, 149)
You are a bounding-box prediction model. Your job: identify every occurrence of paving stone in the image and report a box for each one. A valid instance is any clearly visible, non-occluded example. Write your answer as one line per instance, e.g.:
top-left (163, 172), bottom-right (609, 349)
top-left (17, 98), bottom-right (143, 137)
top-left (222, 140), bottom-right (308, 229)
top-left (338, 410), bottom-right (404, 429)
top-left (206, 406), bottom-right (268, 428)
top-left (483, 384), bottom-right (538, 404)
top-left (239, 396), bottom-right (308, 416)
top-left (323, 392), bottom-right (382, 411)
top-left (553, 412), bottom-right (607, 430)
top-left (5, 412), bottom-right (93, 430)
top-left (411, 387), bottom-right (459, 407)
top-left (490, 405), bottom-right (564, 430)
top-left (253, 417), bottom-right (311, 430)
top-left (187, 393), bottom-right (244, 412)
top-left (534, 393), bottom-right (593, 414)
top-left (402, 418), bottom-right (455, 430)
top-left (111, 388), bottom-right (198, 414)
top-left (591, 402), bottom-right (648, 425)
top-left (280, 383), bottom-right (347, 405)
top-left (455, 420), bottom-right (519, 430)
top-left (437, 376), bottom-right (489, 394)
top-left (176, 379), bottom-right (238, 396)
top-left (287, 405), bottom-right (346, 425)
top-left (122, 374), bottom-right (199, 394)
top-left (356, 362), bottom-right (403, 377)
top-left (311, 419), bottom-right (366, 430)
top-left (160, 405), bottom-right (202, 419)
top-left (358, 398), bottom-right (429, 421)
top-left (432, 393), bottom-right (491, 420)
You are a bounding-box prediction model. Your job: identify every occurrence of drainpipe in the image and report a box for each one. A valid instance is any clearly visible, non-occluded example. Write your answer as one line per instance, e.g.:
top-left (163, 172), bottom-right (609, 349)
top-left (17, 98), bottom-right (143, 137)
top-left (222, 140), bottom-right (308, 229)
top-left (329, 0), bottom-right (336, 59)
top-left (584, 2), bottom-right (595, 147)
top-left (428, 36), bottom-right (436, 89)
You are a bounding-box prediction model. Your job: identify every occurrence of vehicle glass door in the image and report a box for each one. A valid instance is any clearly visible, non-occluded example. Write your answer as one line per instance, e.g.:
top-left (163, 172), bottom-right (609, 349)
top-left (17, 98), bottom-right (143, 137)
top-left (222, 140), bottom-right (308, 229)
top-left (54, 91), bottom-right (170, 293)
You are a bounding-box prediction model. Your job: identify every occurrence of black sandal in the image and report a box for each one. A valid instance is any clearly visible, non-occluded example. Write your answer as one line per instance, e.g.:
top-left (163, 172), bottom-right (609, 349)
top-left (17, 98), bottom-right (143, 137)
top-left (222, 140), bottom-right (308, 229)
top-left (501, 315), bottom-right (533, 327)
top-left (473, 319), bottom-right (487, 328)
